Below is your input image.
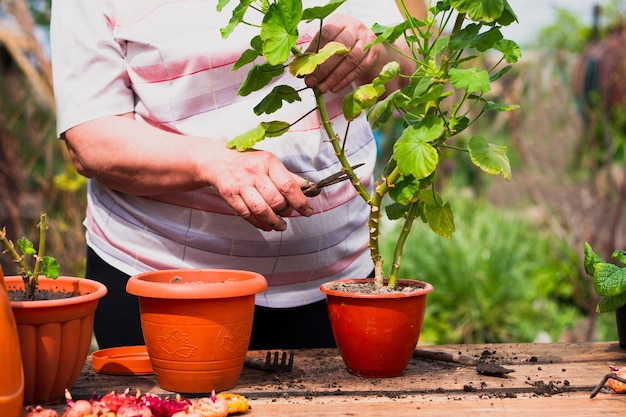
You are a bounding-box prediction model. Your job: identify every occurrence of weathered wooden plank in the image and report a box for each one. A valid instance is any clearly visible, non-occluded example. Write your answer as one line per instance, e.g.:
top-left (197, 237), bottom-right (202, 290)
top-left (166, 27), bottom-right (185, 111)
top-left (243, 394), bottom-right (626, 417)
top-left (37, 342), bottom-right (626, 416)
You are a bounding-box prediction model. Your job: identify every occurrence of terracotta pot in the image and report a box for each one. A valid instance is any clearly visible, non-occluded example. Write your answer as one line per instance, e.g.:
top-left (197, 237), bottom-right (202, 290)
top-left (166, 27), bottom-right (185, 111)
top-left (0, 281), bottom-right (23, 416)
top-left (320, 278), bottom-right (433, 378)
top-left (7, 276), bottom-right (107, 405)
top-left (126, 269), bottom-right (268, 393)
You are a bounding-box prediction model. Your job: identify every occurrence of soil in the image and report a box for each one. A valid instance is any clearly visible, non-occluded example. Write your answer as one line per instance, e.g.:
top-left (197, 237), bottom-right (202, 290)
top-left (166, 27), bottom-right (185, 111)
top-left (325, 281), bottom-right (425, 294)
top-left (8, 288), bottom-right (81, 301)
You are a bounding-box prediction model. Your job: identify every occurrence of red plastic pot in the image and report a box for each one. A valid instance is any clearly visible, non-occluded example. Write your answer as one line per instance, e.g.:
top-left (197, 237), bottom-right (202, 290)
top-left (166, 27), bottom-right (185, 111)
top-left (320, 278), bottom-right (433, 378)
top-left (126, 269), bottom-right (267, 393)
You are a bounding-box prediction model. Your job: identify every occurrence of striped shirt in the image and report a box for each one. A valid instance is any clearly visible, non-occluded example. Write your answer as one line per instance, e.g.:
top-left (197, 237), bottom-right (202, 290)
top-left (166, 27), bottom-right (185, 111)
top-left (51, 0), bottom-right (402, 308)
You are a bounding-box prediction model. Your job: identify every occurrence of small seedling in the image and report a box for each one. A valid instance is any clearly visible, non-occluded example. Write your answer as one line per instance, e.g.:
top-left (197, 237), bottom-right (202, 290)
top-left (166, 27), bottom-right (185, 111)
top-left (0, 213), bottom-right (60, 300)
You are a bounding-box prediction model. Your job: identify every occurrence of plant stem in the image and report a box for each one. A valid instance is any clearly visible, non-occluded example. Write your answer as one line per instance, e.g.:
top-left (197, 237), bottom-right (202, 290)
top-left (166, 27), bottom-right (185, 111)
top-left (29, 213), bottom-right (49, 299)
top-left (0, 227), bottom-right (30, 280)
top-left (388, 200), bottom-right (420, 287)
top-left (369, 166), bottom-right (400, 289)
top-left (313, 90), bottom-right (371, 201)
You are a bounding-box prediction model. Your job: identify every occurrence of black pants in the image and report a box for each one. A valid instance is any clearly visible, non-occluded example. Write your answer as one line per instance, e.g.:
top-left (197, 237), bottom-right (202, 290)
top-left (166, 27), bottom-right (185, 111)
top-left (86, 247), bottom-right (337, 349)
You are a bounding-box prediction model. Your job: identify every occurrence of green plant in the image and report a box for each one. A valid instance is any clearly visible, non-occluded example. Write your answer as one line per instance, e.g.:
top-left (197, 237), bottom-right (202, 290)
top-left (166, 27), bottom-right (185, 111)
top-left (382, 193), bottom-right (584, 344)
top-left (219, 0), bottom-right (520, 289)
top-left (0, 213), bottom-right (60, 300)
top-left (584, 242), bottom-right (626, 313)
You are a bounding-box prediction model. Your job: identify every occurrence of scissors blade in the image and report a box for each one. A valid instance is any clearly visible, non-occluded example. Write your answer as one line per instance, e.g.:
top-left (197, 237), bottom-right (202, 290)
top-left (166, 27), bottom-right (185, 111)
top-left (301, 163), bottom-right (364, 197)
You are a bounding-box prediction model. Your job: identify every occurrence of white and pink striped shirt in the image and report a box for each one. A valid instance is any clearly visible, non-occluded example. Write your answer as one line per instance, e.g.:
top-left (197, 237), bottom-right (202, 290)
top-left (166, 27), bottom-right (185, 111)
top-left (51, 0), bottom-right (403, 307)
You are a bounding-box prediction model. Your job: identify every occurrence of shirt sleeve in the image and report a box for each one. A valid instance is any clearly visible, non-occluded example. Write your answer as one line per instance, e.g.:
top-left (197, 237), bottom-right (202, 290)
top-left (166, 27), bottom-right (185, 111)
top-left (51, 1), bottom-right (134, 137)
top-left (337, 0), bottom-right (405, 27)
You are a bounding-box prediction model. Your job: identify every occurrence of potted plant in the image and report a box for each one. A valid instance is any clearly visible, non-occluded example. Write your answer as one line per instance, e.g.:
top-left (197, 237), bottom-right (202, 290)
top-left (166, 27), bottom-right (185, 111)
top-left (126, 268), bottom-right (268, 393)
top-left (219, 0), bottom-right (519, 376)
top-left (584, 242), bottom-right (626, 348)
top-left (1, 213), bottom-right (107, 405)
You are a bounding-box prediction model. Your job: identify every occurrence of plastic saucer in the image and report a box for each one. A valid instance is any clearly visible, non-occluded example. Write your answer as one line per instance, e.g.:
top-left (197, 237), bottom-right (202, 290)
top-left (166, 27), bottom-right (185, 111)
top-left (92, 345), bottom-right (154, 375)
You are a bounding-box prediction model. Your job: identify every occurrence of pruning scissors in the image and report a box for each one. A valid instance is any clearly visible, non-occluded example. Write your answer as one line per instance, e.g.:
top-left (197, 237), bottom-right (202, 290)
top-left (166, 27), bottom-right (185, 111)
top-left (300, 163), bottom-right (365, 197)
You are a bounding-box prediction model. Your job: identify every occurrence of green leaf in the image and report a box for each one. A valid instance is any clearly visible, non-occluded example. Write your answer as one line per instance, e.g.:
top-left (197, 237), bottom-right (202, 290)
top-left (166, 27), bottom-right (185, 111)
top-left (450, 0), bottom-right (505, 23)
top-left (227, 124), bottom-right (267, 151)
top-left (394, 116), bottom-right (444, 179)
top-left (494, 39), bottom-right (521, 64)
top-left (597, 292), bottom-right (626, 313)
top-left (484, 101), bottom-right (518, 112)
top-left (219, 0), bottom-right (255, 39)
top-left (449, 67), bottom-right (490, 94)
top-left (420, 190), bottom-right (455, 239)
top-left (263, 120), bottom-right (291, 137)
top-left (584, 242), bottom-right (606, 276)
top-left (226, 121), bottom-right (290, 151)
top-left (373, 61), bottom-right (401, 87)
top-left (289, 41), bottom-right (350, 77)
top-left (232, 36), bottom-right (263, 71)
top-left (472, 27), bottom-right (503, 52)
top-left (371, 20), bottom-right (413, 45)
top-left (449, 23), bottom-right (480, 51)
top-left (237, 63), bottom-right (285, 96)
top-left (385, 202), bottom-right (410, 221)
top-left (17, 237), bottom-right (36, 256)
top-left (489, 65), bottom-right (511, 83)
top-left (302, 0), bottom-right (346, 21)
top-left (593, 263), bottom-right (626, 297)
top-left (253, 85), bottom-right (301, 115)
top-left (367, 90), bottom-right (399, 128)
top-left (260, 0), bottom-right (302, 65)
top-left (389, 176), bottom-right (421, 205)
top-left (41, 256), bottom-right (60, 279)
top-left (343, 84), bottom-right (384, 121)
top-left (468, 136), bottom-right (511, 180)
top-left (614, 250), bottom-right (626, 267)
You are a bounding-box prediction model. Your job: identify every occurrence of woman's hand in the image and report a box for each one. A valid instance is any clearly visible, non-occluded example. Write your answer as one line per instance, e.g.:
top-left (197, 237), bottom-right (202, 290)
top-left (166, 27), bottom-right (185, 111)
top-left (304, 13), bottom-right (414, 94)
top-left (64, 114), bottom-right (312, 232)
top-left (205, 149), bottom-right (314, 232)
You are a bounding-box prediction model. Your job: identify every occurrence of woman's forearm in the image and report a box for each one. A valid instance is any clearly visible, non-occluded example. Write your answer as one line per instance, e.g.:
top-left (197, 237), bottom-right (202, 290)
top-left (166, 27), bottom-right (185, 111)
top-left (63, 114), bottom-right (228, 196)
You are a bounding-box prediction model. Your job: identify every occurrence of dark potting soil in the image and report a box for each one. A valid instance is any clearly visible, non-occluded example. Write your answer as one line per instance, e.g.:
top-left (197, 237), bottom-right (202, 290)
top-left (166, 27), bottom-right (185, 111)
top-left (8, 288), bottom-right (81, 301)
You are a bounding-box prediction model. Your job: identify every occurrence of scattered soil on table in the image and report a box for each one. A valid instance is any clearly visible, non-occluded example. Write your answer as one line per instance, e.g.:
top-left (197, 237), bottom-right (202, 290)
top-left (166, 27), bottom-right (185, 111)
top-left (476, 349), bottom-right (515, 377)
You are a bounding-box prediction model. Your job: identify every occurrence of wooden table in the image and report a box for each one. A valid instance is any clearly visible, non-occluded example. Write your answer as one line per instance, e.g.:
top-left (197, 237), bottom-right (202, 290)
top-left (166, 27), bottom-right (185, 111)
top-left (40, 342), bottom-right (626, 416)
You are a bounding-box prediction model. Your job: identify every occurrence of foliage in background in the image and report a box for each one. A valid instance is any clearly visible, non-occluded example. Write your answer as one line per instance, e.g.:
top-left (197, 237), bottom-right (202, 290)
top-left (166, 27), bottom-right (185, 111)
top-left (0, 0), bottom-right (86, 278)
top-left (533, 9), bottom-right (590, 54)
top-left (380, 190), bottom-right (585, 344)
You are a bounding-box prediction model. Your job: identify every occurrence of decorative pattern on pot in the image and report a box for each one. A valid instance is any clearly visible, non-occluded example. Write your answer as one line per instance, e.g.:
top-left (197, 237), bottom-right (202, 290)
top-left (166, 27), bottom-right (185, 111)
top-left (126, 269), bottom-right (268, 393)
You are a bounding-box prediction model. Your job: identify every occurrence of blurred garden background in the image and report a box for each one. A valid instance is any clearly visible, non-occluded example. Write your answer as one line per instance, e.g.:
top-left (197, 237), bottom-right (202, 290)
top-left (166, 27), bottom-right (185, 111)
top-left (1, 0), bottom-right (626, 345)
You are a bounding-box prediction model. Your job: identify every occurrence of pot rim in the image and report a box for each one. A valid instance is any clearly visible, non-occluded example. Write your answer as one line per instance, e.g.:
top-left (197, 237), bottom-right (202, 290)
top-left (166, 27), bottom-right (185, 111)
top-left (320, 277), bottom-right (433, 299)
top-left (6, 275), bottom-right (108, 308)
top-left (126, 268), bottom-right (268, 299)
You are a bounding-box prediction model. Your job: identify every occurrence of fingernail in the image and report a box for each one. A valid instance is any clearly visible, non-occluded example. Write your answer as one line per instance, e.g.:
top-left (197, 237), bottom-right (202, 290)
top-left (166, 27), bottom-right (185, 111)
top-left (273, 218), bottom-right (287, 231)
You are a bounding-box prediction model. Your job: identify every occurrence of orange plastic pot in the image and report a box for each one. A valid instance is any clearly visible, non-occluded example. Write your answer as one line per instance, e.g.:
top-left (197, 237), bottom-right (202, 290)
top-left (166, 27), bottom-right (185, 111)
top-left (7, 276), bottom-right (107, 405)
top-left (126, 269), bottom-right (268, 393)
top-left (0, 278), bottom-right (23, 416)
top-left (320, 278), bottom-right (433, 378)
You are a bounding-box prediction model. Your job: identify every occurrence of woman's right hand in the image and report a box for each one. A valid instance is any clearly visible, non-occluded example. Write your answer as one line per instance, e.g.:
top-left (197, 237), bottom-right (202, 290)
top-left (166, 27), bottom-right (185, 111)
top-left (63, 114), bottom-right (312, 232)
top-left (203, 148), bottom-right (314, 232)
